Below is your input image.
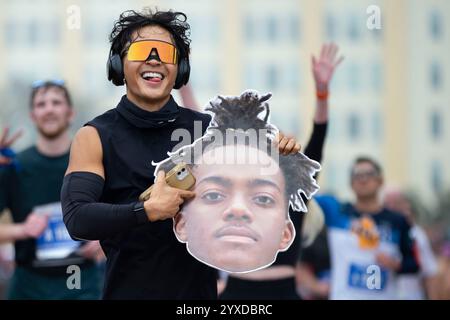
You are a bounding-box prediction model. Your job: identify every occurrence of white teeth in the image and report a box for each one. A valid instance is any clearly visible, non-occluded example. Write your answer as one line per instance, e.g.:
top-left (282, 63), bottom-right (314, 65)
top-left (142, 72), bottom-right (163, 80)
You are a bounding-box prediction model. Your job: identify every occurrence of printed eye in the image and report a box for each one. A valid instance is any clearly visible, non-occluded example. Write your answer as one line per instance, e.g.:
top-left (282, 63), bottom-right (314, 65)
top-left (253, 195), bottom-right (275, 207)
top-left (201, 192), bottom-right (225, 203)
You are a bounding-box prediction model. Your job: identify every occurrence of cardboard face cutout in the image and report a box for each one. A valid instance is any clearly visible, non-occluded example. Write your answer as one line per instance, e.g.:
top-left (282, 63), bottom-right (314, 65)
top-left (151, 90), bottom-right (321, 273)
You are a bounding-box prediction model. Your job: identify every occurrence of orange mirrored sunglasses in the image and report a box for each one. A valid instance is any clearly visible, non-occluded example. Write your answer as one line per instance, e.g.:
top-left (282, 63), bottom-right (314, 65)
top-left (126, 40), bottom-right (178, 64)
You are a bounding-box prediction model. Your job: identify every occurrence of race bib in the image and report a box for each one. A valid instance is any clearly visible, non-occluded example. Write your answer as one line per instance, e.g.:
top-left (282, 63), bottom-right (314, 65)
top-left (34, 202), bottom-right (80, 260)
top-left (347, 263), bottom-right (388, 291)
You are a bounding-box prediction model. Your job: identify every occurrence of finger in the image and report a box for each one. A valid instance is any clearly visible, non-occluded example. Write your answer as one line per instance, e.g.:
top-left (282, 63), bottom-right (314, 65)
top-left (275, 132), bottom-right (284, 143)
top-left (4, 129), bottom-right (23, 146)
top-left (319, 46), bottom-right (323, 61)
top-left (320, 44), bottom-right (326, 60)
top-left (284, 139), bottom-right (296, 154)
top-left (327, 43), bottom-right (334, 59)
top-left (179, 190), bottom-right (196, 199)
top-left (278, 136), bottom-right (290, 154)
top-left (273, 133), bottom-right (282, 147)
top-left (324, 43), bottom-right (332, 59)
top-left (293, 143), bottom-right (301, 153)
top-left (155, 170), bottom-right (166, 185)
top-left (0, 127), bottom-right (9, 146)
top-left (329, 43), bottom-right (338, 63)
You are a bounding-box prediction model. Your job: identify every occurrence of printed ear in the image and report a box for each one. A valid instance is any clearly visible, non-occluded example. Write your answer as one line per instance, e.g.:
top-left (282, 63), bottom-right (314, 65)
top-left (173, 212), bottom-right (188, 243)
top-left (279, 220), bottom-right (295, 251)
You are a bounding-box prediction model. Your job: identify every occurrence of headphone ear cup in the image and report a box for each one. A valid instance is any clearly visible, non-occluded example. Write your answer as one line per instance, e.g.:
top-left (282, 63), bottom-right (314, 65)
top-left (107, 54), bottom-right (125, 86)
top-left (174, 58), bottom-right (190, 89)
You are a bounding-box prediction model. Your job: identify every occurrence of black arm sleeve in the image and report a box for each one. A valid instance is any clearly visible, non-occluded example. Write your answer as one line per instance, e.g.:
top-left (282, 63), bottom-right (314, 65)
top-left (398, 218), bottom-right (420, 274)
top-left (61, 171), bottom-right (148, 241)
top-left (304, 122), bottom-right (328, 163)
top-left (297, 122), bottom-right (328, 207)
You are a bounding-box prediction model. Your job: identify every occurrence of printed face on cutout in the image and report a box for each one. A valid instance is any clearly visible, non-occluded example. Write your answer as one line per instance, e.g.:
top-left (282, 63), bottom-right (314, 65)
top-left (174, 144), bottom-right (295, 273)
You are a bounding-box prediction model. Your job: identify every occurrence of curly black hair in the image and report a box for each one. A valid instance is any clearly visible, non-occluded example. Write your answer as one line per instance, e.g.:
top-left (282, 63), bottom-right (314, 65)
top-left (155, 90), bottom-right (321, 213)
top-left (109, 8), bottom-right (191, 59)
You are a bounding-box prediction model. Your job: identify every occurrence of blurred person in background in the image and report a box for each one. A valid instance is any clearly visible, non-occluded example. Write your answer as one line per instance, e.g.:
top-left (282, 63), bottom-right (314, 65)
top-left (60, 8), bottom-right (301, 299)
top-left (296, 214), bottom-right (331, 300)
top-left (317, 157), bottom-right (419, 300)
top-left (0, 80), bottom-right (103, 299)
top-left (435, 242), bottom-right (450, 299)
top-left (384, 187), bottom-right (440, 299)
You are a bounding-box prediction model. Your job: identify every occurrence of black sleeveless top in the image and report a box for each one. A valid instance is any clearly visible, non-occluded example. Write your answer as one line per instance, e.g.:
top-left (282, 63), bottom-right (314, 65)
top-left (87, 95), bottom-right (217, 299)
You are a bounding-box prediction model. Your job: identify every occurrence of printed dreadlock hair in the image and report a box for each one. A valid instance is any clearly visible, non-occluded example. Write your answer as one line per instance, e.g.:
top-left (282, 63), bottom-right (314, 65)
top-left (206, 91), bottom-right (276, 134)
top-left (154, 90), bottom-right (321, 213)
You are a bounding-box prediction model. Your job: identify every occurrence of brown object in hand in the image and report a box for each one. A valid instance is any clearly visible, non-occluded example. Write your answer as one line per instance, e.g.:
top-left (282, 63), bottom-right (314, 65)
top-left (139, 162), bottom-right (196, 201)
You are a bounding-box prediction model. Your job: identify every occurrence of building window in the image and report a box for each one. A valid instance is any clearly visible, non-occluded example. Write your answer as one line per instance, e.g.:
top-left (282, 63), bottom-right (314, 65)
top-left (348, 13), bottom-right (360, 42)
top-left (208, 16), bottom-right (220, 45)
top-left (371, 23), bottom-right (383, 41)
top-left (325, 13), bottom-right (337, 40)
top-left (267, 65), bottom-right (278, 91)
top-left (244, 15), bottom-right (255, 43)
top-left (191, 63), bottom-right (221, 92)
top-left (371, 62), bottom-right (383, 92)
top-left (328, 108), bottom-right (340, 142)
top-left (430, 61), bottom-right (442, 91)
top-left (4, 20), bottom-right (17, 46)
top-left (290, 115), bottom-right (301, 137)
top-left (48, 20), bottom-right (61, 46)
top-left (348, 113), bottom-right (360, 141)
top-left (83, 19), bottom-right (110, 45)
top-left (244, 63), bottom-right (259, 88)
top-left (429, 10), bottom-right (442, 40)
top-left (208, 66), bottom-right (220, 92)
top-left (430, 110), bottom-right (442, 141)
top-left (347, 63), bottom-right (361, 92)
top-left (267, 16), bottom-right (278, 41)
top-left (289, 15), bottom-right (300, 42)
top-left (372, 110), bottom-right (383, 143)
top-left (28, 20), bottom-right (38, 45)
top-left (287, 63), bottom-right (300, 92)
top-left (325, 162), bottom-right (338, 191)
top-left (192, 16), bottom-right (220, 46)
top-left (431, 161), bottom-right (443, 193)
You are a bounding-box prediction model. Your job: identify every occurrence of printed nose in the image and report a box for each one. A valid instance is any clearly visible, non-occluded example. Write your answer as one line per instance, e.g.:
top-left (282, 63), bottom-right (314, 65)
top-left (222, 194), bottom-right (253, 223)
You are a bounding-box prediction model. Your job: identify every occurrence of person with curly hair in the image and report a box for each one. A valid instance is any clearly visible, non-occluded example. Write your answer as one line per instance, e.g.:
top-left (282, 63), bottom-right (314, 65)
top-left (60, 8), bottom-right (300, 299)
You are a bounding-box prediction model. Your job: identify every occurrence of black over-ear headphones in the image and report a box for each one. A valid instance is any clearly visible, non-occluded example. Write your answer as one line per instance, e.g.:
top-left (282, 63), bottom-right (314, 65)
top-left (107, 42), bottom-right (190, 89)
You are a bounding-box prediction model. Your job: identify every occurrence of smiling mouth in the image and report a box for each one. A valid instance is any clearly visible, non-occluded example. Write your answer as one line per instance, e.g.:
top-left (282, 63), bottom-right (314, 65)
top-left (141, 71), bottom-right (165, 82)
top-left (42, 117), bottom-right (59, 123)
